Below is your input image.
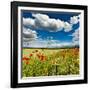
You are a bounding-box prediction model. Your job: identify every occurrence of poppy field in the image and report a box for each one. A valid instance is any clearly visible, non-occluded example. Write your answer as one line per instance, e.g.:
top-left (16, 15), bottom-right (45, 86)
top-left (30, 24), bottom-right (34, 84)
top-left (22, 48), bottom-right (80, 77)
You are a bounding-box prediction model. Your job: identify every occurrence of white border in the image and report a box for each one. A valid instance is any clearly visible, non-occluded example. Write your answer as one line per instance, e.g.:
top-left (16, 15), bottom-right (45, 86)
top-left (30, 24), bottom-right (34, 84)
top-left (18, 6), bottom-right (84, 83)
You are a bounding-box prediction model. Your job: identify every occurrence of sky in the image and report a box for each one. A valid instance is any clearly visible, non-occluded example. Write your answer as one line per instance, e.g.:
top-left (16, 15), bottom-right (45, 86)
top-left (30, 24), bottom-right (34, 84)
top-left (22, 10), bottom-right (80, 48)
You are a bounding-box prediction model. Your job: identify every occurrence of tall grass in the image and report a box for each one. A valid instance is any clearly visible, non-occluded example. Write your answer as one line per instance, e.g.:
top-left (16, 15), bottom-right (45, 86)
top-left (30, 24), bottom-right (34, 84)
top-left (22, 48), bottom-right (79, 77)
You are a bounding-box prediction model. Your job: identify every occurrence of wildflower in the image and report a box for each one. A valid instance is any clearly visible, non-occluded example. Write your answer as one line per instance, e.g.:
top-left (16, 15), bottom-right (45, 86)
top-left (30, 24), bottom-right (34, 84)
top-left (40, 55), bottom-right (44, 61)
top-left (29, 53), bottom-right (33, 57)
top-left (22, 57), bottom-right (30, 61)
top-left (40, 55), bottom-right (47, 62)
top-left (36, 54), bottom-right (40, 58)
top-left (26, 61), bottom-right (29, 65)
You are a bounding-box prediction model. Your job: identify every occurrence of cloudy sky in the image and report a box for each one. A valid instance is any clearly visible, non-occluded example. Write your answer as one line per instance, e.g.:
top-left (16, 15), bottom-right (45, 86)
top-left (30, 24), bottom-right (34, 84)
top-left (22, 11), bottom-right (80, 48)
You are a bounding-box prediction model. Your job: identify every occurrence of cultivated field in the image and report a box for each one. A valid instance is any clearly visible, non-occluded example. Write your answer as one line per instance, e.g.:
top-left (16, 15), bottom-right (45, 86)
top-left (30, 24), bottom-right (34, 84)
top-left (22, 48), bottom-right (79, 77)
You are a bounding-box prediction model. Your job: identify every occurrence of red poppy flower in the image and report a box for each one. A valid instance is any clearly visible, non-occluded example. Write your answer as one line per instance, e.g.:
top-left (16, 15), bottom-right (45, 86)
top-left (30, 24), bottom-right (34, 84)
top-left (41, 55), bottom-right (44, 60)
top-left (40, 55), bottom-right (47, 62)
top-left (29, 54), bottom-right (33, 57)
top-left (22, 57), bottom-right (30, 61)
top-left (36, 54), bottom-right (40, 58)
top-left (26, 61), bottom-right (29, 65)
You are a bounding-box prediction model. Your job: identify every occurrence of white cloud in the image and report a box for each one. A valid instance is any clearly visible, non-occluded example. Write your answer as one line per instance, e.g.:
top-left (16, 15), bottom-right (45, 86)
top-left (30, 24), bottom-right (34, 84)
top-left (23, 38), bottom-right (76, 48)
top-left (64, 22), bottom-right (72, 32)
top-left (23, 27), bottom-right (38, 42)
top-left (22, 13), bottom-right (80, 47)
top-left (69, 28), bottom-right (79, 45)
top-left (23, 13), bottom-right (73, 32)
top-left (50, 42), bottom-right (71, 47)
top-left (23, 18), bottom-right (36, 29)
top-left (23, 39), bottom-right (47, 48)
top-left (70, 15), bottom-right (80, 25)
top-left (32, 13), bottom-right (49, 21)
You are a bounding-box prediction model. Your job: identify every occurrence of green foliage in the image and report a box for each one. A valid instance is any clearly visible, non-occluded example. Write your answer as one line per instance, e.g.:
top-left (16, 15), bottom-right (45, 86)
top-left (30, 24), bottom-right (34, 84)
top-left (22, 48), bottom-right (79, 77)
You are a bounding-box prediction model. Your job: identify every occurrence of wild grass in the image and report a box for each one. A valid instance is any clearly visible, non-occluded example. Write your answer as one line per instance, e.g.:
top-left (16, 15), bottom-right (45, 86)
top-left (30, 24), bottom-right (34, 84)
top-left (22, 48), bottom-right (79, 77)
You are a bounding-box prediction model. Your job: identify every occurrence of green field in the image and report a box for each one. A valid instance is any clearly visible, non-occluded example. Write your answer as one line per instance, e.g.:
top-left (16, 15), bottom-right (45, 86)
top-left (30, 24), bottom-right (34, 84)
top-left (22, 48), bottom-right (79, 77)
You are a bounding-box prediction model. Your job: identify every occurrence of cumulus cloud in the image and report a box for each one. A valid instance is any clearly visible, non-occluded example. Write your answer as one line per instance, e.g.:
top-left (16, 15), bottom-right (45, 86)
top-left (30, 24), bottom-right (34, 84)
top-left (22, 13), bottom-right (80, 47)
top-left (23, 13), bottom-right (73, 32)
top-left (64, 22), bottom-right (72, 32)
top-left (69, 28), bottom-right (79, 45)
top-left (23, 27), bottom-right (37, 42)
top-left (23, 18), bottom-right (36, 29)
top-left (70, 15), bottom-right (80, 25)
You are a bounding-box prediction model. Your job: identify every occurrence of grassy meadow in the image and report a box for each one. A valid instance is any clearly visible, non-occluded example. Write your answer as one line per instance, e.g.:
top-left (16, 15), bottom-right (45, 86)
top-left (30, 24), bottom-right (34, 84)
top-left (22, 48), bottom-right (80, 77)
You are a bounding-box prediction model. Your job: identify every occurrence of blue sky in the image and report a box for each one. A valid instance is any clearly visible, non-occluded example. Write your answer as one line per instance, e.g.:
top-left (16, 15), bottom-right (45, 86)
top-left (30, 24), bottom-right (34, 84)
top-left (22, 11), bottom-right (80, 48)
